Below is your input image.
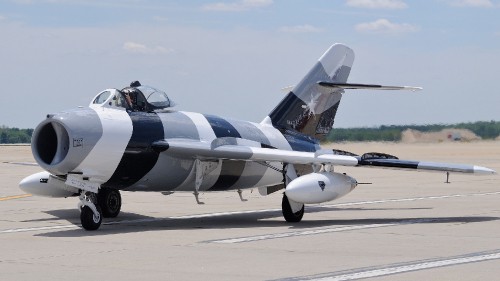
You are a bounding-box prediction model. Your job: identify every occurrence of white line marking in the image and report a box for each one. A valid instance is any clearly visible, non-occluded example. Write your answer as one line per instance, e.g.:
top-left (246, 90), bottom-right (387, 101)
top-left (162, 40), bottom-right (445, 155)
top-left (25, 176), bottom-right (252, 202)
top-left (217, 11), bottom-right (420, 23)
top-left (0, 225), bottom-right (80, 233)
top-left (1, 191), bottom-right (499, 234)
top-left (207, 218), bottom-right (439, 244)
top-left (296, 250), bottom-right (500, 281)
top-left (327, 191), bottom-right (500, 208)
top-left (4, 161), bottom-right (38, 166)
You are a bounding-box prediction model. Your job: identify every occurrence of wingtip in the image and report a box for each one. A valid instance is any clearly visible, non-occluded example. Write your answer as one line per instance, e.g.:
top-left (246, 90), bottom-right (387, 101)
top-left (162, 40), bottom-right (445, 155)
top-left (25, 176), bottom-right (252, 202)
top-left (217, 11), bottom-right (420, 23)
top-left (473, 166), bottom-right (496, 175)
top-left (406, 86), bottom-right (423, 91)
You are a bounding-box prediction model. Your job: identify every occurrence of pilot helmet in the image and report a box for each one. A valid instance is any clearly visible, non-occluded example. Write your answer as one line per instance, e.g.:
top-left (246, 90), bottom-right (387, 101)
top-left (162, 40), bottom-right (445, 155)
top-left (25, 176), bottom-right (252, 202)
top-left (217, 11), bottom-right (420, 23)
top-left (130, 81), bottom-right (142, 87)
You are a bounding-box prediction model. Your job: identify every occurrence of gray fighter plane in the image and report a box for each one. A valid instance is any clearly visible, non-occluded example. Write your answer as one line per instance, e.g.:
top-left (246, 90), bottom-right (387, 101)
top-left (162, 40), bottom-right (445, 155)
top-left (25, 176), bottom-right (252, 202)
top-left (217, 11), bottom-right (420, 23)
top-left (19, 43), bottom-right (495, 230)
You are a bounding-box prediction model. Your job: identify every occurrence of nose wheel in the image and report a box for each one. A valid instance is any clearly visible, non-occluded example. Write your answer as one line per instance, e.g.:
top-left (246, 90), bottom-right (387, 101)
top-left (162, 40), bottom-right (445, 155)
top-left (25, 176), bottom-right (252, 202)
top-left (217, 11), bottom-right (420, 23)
top-left (81, 204), bottom-right (102, 230)
top-left (79, 192), bottom-right (102, 231)
top-left (78, 189), bottom-right (122, 230)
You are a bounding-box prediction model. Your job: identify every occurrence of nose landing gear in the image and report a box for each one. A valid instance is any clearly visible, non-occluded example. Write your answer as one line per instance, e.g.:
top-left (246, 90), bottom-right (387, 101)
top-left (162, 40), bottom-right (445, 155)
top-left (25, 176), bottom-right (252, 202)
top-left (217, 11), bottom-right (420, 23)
top-left (79, 191), bottom-right (102, 230)
top-left (78, 188), bottom-right (122, 230)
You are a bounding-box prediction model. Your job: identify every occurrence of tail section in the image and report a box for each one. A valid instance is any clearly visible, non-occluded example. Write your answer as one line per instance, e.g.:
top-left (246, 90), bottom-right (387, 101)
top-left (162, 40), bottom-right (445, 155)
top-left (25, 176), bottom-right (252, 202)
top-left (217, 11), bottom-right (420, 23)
top-left (266, 44), bottom-right (354, 140)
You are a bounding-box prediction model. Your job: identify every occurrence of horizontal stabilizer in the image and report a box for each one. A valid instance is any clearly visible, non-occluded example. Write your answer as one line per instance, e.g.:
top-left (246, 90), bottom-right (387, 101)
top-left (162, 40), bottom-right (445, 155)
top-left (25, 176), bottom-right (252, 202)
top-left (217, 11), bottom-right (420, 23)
top-left (318, 81), bottom-right (422, 92)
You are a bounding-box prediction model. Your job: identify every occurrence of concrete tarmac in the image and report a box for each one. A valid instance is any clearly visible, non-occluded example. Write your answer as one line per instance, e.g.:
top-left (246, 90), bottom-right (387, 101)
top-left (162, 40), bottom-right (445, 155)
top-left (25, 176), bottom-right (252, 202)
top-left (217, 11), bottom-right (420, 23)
top-left (0, 142), bottom-right (499, 280)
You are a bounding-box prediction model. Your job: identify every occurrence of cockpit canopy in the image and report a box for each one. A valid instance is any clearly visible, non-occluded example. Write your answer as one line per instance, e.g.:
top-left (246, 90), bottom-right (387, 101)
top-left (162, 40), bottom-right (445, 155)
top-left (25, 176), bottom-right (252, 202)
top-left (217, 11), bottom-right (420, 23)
top-left (90, 84), bottom-right (175, 112)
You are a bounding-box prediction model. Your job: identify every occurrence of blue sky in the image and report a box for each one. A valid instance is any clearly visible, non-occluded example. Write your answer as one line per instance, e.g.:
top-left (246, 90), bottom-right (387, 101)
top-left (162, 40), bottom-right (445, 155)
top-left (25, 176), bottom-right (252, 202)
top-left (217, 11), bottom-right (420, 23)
top-left (1, 0), bottom-right (499, 128)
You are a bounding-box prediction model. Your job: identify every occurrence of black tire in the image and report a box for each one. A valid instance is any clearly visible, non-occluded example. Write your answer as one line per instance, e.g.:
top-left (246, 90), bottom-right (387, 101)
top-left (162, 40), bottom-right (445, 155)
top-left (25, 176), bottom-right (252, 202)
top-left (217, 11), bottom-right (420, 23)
top-left (81, 205), bottom-right (102, 231)
top-left (98, 188), bottom-right (121, 218)
top-left (282, 194), bottom-right (304, 223)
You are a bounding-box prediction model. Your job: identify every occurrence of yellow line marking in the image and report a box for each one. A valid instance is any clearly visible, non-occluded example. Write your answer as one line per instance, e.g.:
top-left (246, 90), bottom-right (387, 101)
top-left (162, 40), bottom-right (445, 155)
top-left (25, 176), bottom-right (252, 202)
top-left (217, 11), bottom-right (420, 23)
top-left (0, 194), bottom-right (32, 201)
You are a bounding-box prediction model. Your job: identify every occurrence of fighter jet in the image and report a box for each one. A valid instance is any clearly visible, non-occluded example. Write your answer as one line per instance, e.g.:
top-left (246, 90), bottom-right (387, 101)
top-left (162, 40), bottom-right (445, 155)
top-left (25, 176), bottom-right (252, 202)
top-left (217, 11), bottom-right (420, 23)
top-left (19, 44), bottom-right (495, 230)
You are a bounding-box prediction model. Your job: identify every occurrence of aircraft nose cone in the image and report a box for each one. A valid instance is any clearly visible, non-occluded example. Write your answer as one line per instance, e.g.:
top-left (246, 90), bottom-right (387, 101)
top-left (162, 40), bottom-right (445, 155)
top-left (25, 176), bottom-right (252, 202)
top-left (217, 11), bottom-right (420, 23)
top-left (31, 107), bottom-right (103, 175)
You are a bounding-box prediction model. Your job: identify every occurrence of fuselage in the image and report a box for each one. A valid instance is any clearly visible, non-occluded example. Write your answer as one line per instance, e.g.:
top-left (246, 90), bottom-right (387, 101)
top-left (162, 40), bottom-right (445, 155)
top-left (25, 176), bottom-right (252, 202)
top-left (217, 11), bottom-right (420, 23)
top-left (31, 105), bottom-right (320, 193)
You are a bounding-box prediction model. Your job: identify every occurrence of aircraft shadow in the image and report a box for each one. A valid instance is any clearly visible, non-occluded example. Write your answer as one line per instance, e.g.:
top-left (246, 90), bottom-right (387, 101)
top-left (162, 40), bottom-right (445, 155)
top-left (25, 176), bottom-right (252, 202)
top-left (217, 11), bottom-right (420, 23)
top-left (22, 208), bottom-right (82, 224)
top-left (35, 206), bottom-right (499, 238)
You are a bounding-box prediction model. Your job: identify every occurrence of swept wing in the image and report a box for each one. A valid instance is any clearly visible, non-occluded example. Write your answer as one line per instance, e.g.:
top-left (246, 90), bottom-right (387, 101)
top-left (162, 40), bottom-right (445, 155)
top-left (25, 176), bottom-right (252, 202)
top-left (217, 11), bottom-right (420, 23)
top-left (153, 138), bottom-right (495, 175)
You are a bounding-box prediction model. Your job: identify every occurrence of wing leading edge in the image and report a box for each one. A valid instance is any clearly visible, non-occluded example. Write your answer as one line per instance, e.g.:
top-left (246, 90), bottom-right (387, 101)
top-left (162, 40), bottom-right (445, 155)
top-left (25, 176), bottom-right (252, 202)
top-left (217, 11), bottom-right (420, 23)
top-left (154, 138), bottom-right (359, 166)
top-left (153, 138), bottom-right (495, 175)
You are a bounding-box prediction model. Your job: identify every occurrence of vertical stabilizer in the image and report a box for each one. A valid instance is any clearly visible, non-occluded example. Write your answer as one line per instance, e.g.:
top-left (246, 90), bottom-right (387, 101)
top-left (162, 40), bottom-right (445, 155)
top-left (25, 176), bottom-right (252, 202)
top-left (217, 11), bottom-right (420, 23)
top-left (266, 44), bottom-right (354, 140)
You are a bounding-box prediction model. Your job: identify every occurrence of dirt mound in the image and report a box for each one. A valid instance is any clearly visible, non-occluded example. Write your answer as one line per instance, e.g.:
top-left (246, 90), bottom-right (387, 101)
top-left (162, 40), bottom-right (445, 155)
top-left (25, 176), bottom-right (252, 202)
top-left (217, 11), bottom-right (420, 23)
top-left (401, 128), bottom-right (481, 143)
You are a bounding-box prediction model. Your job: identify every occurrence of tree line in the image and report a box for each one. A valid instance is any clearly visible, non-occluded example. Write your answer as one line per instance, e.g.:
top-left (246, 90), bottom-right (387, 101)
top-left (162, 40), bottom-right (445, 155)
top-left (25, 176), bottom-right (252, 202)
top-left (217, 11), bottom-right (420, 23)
top-left (1, 120), bottom-right (499, 144)
top-left (327, 120), bottom-right (500, 142)
top-left (0, 126), bottom-right (34, 144)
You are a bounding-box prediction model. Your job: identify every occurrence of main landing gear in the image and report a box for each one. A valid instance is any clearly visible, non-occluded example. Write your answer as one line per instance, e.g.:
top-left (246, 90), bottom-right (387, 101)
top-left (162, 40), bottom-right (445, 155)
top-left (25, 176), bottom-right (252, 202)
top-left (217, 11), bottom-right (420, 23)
top-left (79, 188), bottom-right (122, 231)
top-left (98, 188), bottom-right (122, 218)
top-left (281, 163), bottom-right (304, 223)
top-left (282, 194), bottom-right (304, 223)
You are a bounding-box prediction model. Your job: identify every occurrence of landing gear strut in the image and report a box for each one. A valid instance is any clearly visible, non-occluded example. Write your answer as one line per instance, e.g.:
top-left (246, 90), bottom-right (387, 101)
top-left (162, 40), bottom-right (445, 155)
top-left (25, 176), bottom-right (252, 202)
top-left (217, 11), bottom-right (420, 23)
top-left (79, 191), bottom-right (102, 231)
top-left (78, 189), bottom-right (122, 230)
top-left (282, 194), bottom-right (304, 223)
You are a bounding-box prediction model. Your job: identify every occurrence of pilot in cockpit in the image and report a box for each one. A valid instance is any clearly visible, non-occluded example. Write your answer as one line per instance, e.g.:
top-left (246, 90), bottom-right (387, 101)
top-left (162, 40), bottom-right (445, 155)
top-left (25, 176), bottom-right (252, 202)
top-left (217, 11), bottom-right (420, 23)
top-left (123, 92), bottom-right (133, 109)
top-left (90, 80), bottom-right (174, 112)
top-left (122, 81), bottom-right (147, 111)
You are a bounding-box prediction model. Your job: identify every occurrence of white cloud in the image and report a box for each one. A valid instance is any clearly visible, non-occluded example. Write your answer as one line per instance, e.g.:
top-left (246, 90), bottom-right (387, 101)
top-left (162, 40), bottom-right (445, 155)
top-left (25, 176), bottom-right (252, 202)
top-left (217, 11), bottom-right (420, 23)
top-left (279, 24), bottom-right (323, 33)
top-left (447, 0), bottom-right (494, 7)
top-left (355, 19), bottom-right (419, 34)
top-left (122, 42), bottom-right (173, 54)
top-left (202, 0), bottom-right (273, 12)
top-left (0, 15), bottom-right (6, 21)
top-left (11, 0), bottom-right (90, 4)
top-left (152, 16), bottom-right (168, 22)
top-left (346, 0), bottom-right (408, 9)
top-left (11, 0), bottom-right (35, 4)
top-left (10, 0), bottom-right (163, 9)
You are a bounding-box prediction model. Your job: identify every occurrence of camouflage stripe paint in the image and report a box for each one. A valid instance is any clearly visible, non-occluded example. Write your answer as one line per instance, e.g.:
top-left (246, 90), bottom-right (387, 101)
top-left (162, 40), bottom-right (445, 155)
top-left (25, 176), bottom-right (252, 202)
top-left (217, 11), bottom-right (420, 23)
top-left (269, 44), bottom-right (354, 139)
top-left (158, 111), bottom-right (200, 140)
top-left (105, 111), bottom-right (164, 189)
top-left (222, 119), bottom-right (273, 189)
top-left (76, 107), bottom-right (133, 183)
top-left (123, 111), bottom-right (301, 192)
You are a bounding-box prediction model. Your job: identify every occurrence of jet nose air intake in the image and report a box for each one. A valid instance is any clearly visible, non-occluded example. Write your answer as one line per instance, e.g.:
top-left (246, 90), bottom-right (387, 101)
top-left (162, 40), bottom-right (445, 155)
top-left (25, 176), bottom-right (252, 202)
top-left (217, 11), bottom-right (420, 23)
top-left (31, 108), bottom-right (103, 175)
top-left (34, 121), bottom-right (70, 166)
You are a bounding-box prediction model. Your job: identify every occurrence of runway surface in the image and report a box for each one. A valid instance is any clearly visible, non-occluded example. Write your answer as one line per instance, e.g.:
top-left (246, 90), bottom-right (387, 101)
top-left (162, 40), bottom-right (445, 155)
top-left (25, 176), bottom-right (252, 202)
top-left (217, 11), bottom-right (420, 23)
top-left (0, 142), bottom-right (499, 280)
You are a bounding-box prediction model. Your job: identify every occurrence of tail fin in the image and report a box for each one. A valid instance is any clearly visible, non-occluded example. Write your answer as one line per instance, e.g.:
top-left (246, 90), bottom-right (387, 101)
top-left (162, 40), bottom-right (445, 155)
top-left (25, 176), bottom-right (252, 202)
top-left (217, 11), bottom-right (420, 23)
top-left (265, 44), bottom-right (354, 140)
